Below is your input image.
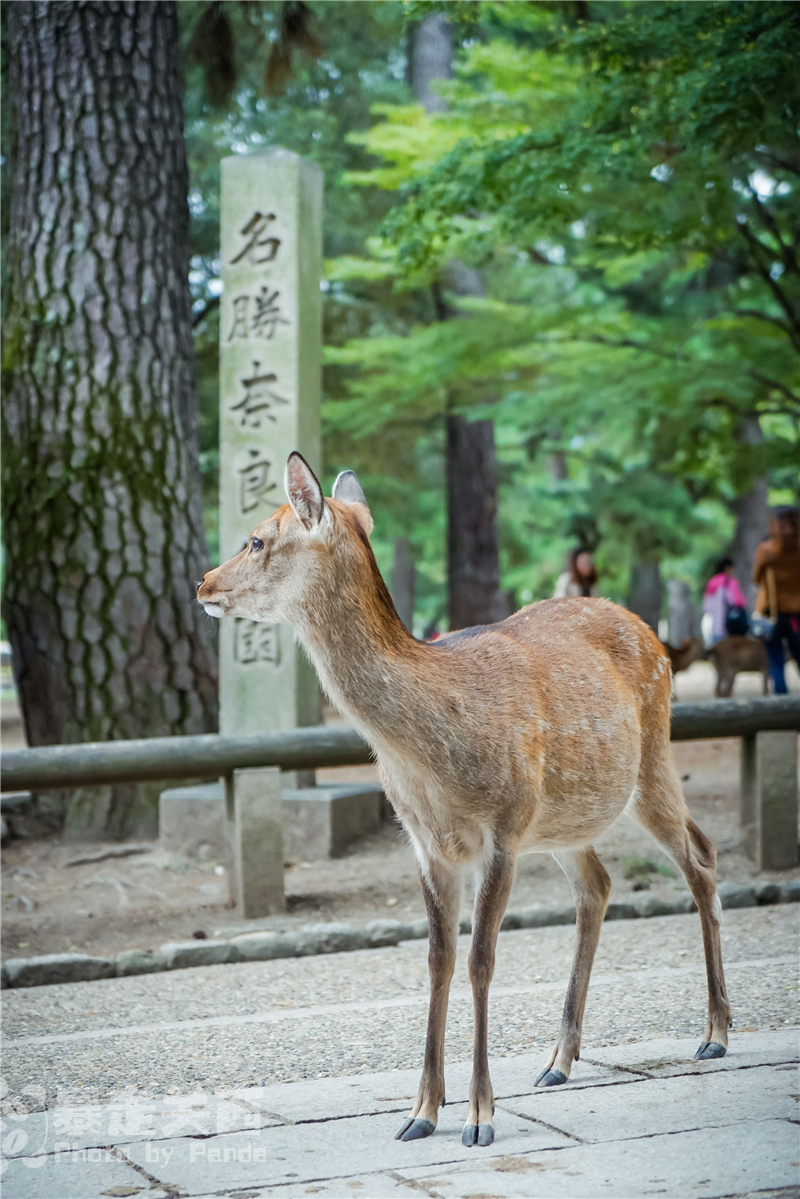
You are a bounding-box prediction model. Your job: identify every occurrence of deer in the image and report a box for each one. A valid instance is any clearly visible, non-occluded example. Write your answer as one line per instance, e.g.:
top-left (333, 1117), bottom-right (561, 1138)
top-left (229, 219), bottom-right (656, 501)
top-left (197, 453), bottom-right (731, 1149)
top-left (661, 636), bottom-right (707, 699)
top-left (710, 636), bottom-right (770, 698)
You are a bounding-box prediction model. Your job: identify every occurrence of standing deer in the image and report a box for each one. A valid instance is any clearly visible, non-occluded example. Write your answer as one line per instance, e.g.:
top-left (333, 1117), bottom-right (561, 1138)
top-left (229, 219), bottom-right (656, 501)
top-left (198, 454), bottom-right (731, 1148)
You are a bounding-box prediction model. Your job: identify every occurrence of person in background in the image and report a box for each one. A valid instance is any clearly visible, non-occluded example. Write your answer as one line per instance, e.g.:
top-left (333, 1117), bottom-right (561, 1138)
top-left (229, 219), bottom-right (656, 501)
top-left (752, 506), bottom-right (800, 694)
top-left (702, 557), bottom-right (748, 644)
top-left (554, 548), bottom-right (598, 598)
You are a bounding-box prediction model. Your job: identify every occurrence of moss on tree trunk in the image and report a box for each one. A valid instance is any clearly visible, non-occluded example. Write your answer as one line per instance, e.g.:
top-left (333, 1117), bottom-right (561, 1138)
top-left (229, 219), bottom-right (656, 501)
top-left (3, 1), bottom-right (218, 838)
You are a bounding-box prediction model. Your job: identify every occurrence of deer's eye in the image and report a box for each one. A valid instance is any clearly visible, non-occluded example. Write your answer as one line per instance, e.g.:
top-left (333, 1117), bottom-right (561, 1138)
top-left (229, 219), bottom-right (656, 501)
top-left (251, 537), bottom-right (264, 553)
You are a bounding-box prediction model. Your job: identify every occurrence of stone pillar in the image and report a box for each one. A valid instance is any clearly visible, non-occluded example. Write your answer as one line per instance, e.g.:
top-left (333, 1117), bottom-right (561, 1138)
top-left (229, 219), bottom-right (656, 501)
top-left (219, 150), bottom-right (322, 757)
top-left (225, 767), bottom-right (285, 915)
top-left (739, 732), bottom-right (799, 870)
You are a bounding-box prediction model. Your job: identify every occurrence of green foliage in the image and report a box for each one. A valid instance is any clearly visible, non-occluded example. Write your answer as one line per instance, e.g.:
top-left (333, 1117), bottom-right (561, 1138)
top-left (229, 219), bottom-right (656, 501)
top-left (322, 0), bottom-right (799, 623)
top-left (178, 1), bottom-right (799, 628)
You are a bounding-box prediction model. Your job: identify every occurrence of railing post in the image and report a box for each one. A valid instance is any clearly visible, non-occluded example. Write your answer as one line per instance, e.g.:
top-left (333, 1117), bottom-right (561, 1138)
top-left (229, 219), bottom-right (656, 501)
top-left (739, 731), bottom-right (799, 870)
top-left (224, 767), bottom-right (286, 917)
top-left (739, 734), bottom-right (757, 860)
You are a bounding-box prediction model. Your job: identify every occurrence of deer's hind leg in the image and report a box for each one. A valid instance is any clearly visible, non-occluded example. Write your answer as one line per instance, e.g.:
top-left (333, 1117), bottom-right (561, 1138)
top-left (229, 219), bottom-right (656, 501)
top-left (535, 847), bottom-right (611, 1088)
top-left (632, 753), bottom-right (731, 1059)
top-left (396, 855), bottom-right (461, 1142)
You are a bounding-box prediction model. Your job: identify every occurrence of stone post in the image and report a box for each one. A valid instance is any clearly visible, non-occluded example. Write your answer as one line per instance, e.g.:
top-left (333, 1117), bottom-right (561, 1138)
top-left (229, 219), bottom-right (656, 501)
top-left (157, 151), bottom-right (386, 905)
top-left (219, 149), bottom-right (322, 759)
top-left (225, 767), bottom-right (284, 915)
top-left (739, 732), bottom-right (799, 870)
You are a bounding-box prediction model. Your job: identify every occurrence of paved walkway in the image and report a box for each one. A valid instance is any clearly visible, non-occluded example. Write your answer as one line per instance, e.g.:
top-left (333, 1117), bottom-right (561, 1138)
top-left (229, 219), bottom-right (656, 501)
top-left (2, 906), bottom-right (798, 1197)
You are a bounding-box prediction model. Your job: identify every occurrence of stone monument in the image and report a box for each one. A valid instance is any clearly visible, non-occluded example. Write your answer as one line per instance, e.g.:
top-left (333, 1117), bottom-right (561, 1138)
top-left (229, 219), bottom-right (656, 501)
top-left (219, 149), bottom-right (322, 749)
top-left (159, 150), bottom-right (384, 915)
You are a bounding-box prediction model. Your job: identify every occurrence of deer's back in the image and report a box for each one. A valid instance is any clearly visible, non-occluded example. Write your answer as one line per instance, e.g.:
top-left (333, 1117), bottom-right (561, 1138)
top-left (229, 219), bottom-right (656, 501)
top-left (437, 596), bottom-right (668, 717)
top-left (387, 598), bottom-right (668, 852)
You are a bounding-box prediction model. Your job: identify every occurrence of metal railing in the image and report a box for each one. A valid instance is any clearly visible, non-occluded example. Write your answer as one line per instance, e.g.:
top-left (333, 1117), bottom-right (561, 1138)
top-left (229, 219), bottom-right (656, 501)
top-left (2, 696), bottom-right (798, 795)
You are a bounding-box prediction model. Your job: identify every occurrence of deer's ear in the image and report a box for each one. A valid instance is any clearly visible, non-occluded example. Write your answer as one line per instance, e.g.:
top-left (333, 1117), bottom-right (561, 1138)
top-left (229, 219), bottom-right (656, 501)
top-left (332, 470), bottom-right (366, 506)
top-left (332, 470), bottom-right (373, 536)
top-left (285, 453), bottom-right (329, 535)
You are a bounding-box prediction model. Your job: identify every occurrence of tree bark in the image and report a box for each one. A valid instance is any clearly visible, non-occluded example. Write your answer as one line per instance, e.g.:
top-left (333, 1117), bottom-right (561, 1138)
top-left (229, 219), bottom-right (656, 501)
top-left (446, 418), bottom-right (507, 629)
top-left (3, 1), bottom-right (218, 839)
top-left (667, 579), bottom-right (701, 644)
top-left (412, 15), bottom-right (505, 629)
top-left (391, 536), bottom-right (415, 633)
top-left (409, 12), bottom-right (451, 113)
top-left (628, 562), bottom-right (663, 634)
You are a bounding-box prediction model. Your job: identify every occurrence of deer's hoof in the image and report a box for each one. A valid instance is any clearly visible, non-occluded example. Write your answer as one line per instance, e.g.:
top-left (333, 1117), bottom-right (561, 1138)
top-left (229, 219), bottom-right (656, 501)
top-left (695, 1040), bottom-right (726, 1060)
top-left (462, 1122), bottom-right (494, 1147)
top-left (535, 1067), bottom-right (568, 1088)
top-left (396, 1117), bottom-right (435, 1141)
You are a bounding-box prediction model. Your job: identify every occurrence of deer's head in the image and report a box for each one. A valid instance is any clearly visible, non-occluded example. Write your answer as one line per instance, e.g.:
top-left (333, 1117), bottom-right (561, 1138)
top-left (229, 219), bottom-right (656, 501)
top-left (197, 452), bottom-right (376, 628)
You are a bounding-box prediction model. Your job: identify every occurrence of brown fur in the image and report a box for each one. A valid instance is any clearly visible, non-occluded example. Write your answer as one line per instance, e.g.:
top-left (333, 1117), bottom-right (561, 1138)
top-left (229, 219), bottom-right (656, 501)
top-left (198, 456), bottom-right (731, 1145)
top-left (710, 636), bottom-right (769, 698)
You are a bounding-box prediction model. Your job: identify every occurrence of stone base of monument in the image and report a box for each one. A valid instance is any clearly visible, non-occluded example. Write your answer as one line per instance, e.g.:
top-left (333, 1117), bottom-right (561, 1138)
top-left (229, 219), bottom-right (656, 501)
top-left (159, 780), bottom-right (385, 864)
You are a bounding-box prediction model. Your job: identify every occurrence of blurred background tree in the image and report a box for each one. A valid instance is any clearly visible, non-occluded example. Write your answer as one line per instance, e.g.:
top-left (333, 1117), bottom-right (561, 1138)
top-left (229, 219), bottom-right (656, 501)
top-left (345, 0), bottom-right (799, 623)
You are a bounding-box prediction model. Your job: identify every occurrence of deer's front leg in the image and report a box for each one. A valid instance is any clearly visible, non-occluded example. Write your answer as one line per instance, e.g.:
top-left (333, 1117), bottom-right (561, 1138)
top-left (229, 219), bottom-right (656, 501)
top-left (463, 847), bottom-right (515, 1148)
top-left (396, 857), bottom-right (461, 1142)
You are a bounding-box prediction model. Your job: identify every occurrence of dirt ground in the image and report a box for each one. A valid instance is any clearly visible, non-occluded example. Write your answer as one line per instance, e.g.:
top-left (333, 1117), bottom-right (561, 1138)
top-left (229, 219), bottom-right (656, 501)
top-left (2, 660), bottom-right (799, 961)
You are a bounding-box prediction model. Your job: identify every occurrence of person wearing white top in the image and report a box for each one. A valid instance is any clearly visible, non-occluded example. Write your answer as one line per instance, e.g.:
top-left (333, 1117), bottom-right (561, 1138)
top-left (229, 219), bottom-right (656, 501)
top-left (554, 548), bottom-right (599, 598)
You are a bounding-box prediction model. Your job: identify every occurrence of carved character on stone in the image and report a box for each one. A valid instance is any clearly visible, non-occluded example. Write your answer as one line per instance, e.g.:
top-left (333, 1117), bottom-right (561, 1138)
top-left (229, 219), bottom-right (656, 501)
top-left (230, 211), bottom-right (281, 265)
top-left (234, 619), bottom-right (281, 666)
top-left (230, 362), bottom-right (289, 428)
top-left (228, 295), bottom-right (250, 341)
top-left (252, 286), bottom-right (289, 339)
top-left (227, 288), bottom-right (289, 341)
top-left (238, 449), bottom-right (277, 514)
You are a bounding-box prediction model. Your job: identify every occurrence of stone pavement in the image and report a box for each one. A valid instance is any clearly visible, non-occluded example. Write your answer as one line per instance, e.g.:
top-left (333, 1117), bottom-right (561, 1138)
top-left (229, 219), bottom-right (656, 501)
top-left (1, 906), bottom-right (798, 1198)
top-left (1, 1030), bottom-right (797, 1198)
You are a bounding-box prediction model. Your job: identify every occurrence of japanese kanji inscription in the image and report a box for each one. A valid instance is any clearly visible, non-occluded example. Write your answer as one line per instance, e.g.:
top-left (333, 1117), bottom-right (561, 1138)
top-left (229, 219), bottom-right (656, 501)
top-left (219, 149), bottom-right (322, 738)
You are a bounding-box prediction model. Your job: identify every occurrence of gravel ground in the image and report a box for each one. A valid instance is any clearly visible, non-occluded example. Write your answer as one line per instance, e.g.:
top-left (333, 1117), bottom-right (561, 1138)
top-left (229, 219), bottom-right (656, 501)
top-left (2, 904), bottom-right (797, 1109)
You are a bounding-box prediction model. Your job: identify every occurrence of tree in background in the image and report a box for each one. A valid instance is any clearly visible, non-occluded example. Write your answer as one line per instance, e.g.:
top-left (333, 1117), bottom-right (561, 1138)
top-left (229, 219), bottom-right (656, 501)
top-left (410, 12), bottom-right (506, 629)
top-left (326, 0), bottom-right (799, 625)
top-left (3, 2), bottom-right (217, 837)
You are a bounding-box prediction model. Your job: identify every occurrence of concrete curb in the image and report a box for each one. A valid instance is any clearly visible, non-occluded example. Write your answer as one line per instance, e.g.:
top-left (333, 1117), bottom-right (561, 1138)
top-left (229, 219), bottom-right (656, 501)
top-left (2, 878), bottom-right (798, 990)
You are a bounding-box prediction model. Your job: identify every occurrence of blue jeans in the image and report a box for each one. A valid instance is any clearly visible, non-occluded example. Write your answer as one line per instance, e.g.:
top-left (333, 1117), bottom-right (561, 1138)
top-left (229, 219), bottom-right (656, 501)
top-left (764, 613), bottom-right (800, 694)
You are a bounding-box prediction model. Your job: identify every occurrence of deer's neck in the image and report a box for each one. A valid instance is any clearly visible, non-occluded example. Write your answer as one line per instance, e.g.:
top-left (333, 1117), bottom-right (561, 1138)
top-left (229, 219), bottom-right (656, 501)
top-left (293, 571), bottom-right (433, 749)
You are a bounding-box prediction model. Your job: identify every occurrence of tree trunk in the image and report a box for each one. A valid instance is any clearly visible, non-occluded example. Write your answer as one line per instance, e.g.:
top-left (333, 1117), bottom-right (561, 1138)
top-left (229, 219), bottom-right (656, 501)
top-left (446, 418), bottom-right (507, 629)
top-left (3, 1), bottom-right (218, 839)
top-left (412, 15), bottom-right (505, 629)
top-left (628, 562), bottom-right (663, 634)
top-left (409, 13), bottom-right (451, 112)
top-left (667, 580), bottom-right (701, 644)
top-left (391, 537), bottom-right (415, 633)
top-left (731, 417), bottom-right (768, 609)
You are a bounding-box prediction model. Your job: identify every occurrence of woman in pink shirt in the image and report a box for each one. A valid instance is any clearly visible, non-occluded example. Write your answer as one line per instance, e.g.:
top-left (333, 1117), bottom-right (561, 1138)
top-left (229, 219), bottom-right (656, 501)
top-left (703, 558), bottom-right (748, 644)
